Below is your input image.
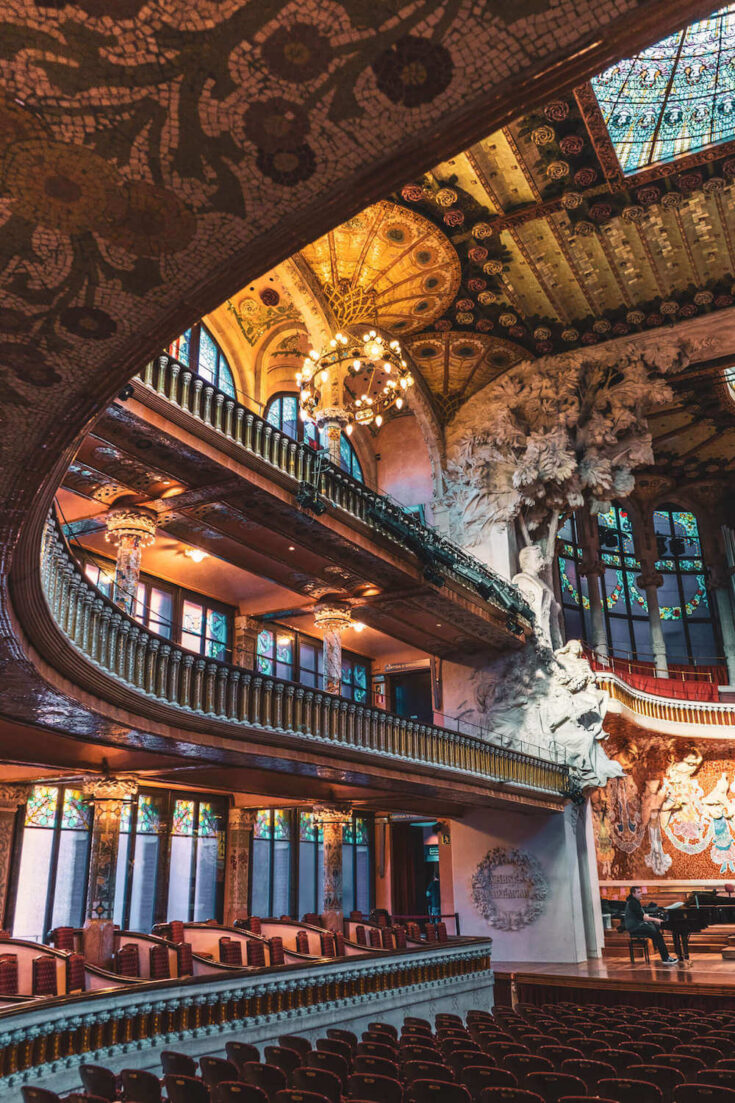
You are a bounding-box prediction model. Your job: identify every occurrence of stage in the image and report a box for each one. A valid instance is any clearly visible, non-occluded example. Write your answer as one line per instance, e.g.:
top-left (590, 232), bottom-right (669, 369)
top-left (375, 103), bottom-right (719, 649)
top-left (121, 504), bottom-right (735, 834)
top-left (493, 955), bottom-right (735, 1011)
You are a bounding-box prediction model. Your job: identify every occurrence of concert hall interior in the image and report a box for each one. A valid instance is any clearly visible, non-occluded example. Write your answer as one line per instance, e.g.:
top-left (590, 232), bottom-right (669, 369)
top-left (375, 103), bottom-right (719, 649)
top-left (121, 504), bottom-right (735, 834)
top-left (4, 1), bottom-right (735, 1101)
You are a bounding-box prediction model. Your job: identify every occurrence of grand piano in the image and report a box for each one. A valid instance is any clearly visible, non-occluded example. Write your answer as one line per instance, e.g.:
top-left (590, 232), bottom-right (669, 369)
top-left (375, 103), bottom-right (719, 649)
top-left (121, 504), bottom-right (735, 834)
top-left (656, 891), bottom-right (735, 960)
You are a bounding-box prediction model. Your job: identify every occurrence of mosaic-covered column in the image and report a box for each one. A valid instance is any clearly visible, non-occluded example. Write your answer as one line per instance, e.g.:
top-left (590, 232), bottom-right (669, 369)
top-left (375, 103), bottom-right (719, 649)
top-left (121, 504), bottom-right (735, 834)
top-left (316, 408), bottom-right (351, 467)
top-left (105, 500), bottom-right (157, 616)
top-left (223, 807), bottom-right (257, 926)
top-left (83, 776), bottom-right (138, 921)
top-left (577, 505), bottom-right (608, 663)
top-left (314, 599), bottom-right (352, 695)
top-left (0, 784), bottom-right (29, 929)
top-left (317, 805), bottom-right (351, 932)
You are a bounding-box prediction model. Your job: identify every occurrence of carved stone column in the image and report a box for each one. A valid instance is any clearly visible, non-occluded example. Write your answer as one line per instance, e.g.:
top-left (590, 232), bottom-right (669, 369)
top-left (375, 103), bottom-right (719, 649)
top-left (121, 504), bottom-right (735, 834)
top-left (696, 490), bottom-right (735, 684)
top-left (83, 776), bottom-right (138, 921)
top-left (316, 805), bottom-right (351, 932)
top-left (104, 500), bottom-right (157, 616)
top-left (709, 564), bottom-right (735, 686)
top-left (0, 784), bottom-right (29, 928)
top-left (223, 807), bottom-right (257, 926)
top-left (233, 615), bottom-right (259, 670)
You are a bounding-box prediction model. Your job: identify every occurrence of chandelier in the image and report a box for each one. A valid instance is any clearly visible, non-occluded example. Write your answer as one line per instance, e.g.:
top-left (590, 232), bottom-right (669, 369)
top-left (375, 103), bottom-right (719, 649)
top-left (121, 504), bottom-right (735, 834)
top-left (296, 329), bottom-right (414, 435)
top-left (104, 502), bottom-right (157, 548)
top-left (313, 598), bottom-right (353, 633)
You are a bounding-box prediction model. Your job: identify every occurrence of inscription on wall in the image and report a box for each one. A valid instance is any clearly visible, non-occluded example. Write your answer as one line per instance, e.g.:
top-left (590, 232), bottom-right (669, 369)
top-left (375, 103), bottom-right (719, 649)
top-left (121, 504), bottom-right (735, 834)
top-left (471, 846), bottom-right (548, 932)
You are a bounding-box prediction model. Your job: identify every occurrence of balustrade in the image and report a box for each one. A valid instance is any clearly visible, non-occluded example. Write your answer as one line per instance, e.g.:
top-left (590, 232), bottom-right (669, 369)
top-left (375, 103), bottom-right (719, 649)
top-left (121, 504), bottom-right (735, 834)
top-left (41, 516), bottom-right (569, 796)
top-left (136, 355), bottom-right (529, 622)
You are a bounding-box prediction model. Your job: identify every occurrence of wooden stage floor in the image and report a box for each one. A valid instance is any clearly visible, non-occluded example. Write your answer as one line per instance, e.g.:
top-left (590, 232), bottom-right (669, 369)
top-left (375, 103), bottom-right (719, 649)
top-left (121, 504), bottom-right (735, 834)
top-left (492, 955), bottom-right (735, 1010)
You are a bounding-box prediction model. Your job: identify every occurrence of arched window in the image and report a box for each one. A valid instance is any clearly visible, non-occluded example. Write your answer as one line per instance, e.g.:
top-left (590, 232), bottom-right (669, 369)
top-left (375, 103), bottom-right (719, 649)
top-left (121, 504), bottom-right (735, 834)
top-left (265, 392), bottom-right (364, 482)
top-left (168, 323), bottom-right (236, 398)
top-left (653, 506), bottom-right (719, 664)
top-left (557, 513), bottom-right (591, 643)
top-left (596, 504), bottom-right (652, 660)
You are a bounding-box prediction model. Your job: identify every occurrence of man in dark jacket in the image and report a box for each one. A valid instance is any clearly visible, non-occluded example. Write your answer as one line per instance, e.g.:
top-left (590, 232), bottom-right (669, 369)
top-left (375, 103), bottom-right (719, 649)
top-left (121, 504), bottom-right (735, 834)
top-left (624, 886), bottom-right (678, 964)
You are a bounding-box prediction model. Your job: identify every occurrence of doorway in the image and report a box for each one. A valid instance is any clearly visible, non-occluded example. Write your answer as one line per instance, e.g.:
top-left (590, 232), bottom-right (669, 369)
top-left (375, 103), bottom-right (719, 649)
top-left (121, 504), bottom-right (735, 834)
top-left (389, 669), bottom-right (433, 722)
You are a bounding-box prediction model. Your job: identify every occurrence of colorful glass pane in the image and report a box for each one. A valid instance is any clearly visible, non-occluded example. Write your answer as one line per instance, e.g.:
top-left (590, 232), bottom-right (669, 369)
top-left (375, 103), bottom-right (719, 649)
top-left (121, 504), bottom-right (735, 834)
top-left (592, 6), bottom-right (735, 174)
top-left (355, 816), bottom-right (369, 845)
top-left (137, 794), bottom-right (162, 834)
top-left (255, 809), bottom-right (272, 839)
top-left (25, 785), bottom-right (58, 828)
top-left (343, 818), bottom-right (355, 844)
top-left (198, 802), bottom-right (219, 837)
top-left (299, 811), bottom-right (322, 842)
top-left (173, 799), bottom-right (195, 836)
top-left (276, 634), bottom-right (293, 664)
top-left (169, 329), bottom-right (190, 366)
top-left (61, 789), bottom-right (91, 830)
top-left (182, 600), bottom-right (203, 636)
top-left (272, 809), bottom-right (290, 840)
top-left (119, 801), bottom-right (132, 834)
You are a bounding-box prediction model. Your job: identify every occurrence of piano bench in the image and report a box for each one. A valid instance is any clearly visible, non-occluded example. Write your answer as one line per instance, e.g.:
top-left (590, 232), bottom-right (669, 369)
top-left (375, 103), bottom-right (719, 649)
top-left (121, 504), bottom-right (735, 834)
top-left (629, 936), bottom-right (651, 964)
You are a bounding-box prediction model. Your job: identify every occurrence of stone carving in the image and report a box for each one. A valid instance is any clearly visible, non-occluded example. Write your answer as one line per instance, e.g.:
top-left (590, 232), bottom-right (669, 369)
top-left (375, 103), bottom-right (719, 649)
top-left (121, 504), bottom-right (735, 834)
top-left (468, 638), bottom-right (622, 789)
top-left (471, 847), bottom-right (547, 931)
top-left (512, 543), bottom-right (563, 651)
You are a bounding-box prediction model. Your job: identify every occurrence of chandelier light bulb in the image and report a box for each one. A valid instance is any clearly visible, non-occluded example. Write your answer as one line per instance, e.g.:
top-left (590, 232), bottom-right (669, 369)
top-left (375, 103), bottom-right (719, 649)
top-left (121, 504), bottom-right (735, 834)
top-left (319, 369), bottom-right (328, 384)
top-left (309, 349), bottom-right (319, 360)
top-left (375, 414), bottom-right (383, 427)
top-left (345, 424), bottom-right (353, 436)
top-left (396, 397), bottom-right (404, 409)
top-left (353, 621), bottom-right (365, 632)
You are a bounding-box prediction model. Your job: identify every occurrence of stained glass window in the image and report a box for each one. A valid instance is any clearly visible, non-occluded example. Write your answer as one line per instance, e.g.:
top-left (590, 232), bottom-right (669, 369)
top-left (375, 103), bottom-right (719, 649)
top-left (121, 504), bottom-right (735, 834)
top-left (592, 6), bottom-right (735, 174)
top-left (653, 506), bottom-right (719, 662)
top-left (299, 812), bottom-right (323, 843)
top-left (342, 814), bottom-right (372, 916)
top-left (167, 323), bottom-right (235, 397)
top-left (251, 809), bottom-right (292, 917)
top-left (557, 514), bottom-right (592, 643)
top-left (15, 785), bottom-right (92, 941)
top-left (255, 625), bottom-right (368, 698)
top-left (172, 799), bottom-right (195, 836)
top-left (180, 598), bottom-right (231, 661)
top-left (264, 393), bottom-right (364, 483)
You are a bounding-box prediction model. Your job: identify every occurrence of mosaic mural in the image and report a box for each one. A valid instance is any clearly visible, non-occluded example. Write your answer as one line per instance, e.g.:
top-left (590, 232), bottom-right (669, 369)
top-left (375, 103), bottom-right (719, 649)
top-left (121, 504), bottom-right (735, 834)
top-left (593, 725), bottom-right (735, 880)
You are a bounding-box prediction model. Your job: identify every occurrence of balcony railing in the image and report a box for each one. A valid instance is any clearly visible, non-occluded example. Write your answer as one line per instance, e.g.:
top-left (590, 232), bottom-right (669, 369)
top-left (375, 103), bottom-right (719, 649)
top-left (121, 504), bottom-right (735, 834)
top-left (41, 517), bottom-right (570, 798)
top-left (136, 355), bottom-right (531, 627)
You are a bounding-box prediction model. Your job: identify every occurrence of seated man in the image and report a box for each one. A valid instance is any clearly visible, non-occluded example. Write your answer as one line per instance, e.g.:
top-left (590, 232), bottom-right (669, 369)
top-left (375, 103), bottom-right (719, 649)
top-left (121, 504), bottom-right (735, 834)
top-left (624, 886), bottom-right (678, 964)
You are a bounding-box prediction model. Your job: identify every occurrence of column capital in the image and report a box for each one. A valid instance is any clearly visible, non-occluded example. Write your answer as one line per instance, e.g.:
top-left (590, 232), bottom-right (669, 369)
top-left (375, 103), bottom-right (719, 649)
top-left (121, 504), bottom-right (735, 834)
top-left (229, 807), bottom-right (258, 830)
top-left (0, 783), bottom-right (30, 812)
top-left (82, 775), bottom-right (138, 802)
top-left (314, 804), bottom-right (352, 825)
top-left (637, 568), bottom-right (663, 590)
top-left (577, 555), bottom-right (604, 578)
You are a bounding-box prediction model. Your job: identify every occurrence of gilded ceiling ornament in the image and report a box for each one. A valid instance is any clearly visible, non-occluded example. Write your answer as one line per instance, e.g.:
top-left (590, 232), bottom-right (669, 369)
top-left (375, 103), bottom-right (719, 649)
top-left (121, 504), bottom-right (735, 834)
top-left (472, 222), bottom-right (494, 239)
top-left (546, 160), bottom-right (570, 179)
top-left (592, 319), bottom-right (611, 334)
top-left (533, 326), bottom-right (551, 340)
top-left (561, 328), bottom-right (579, 342)
top-left (626, 310), bottom-right (645, 325)
top-left (694, 290), bottom-right (714, 305)
top-left (468, 245), bottom-right (489, 263)
top-left (574, 220), bottom-right (595, 236)
top-left (560, 191), bottom-right (583, 209)
top-left (544, 100), bottom-right (569, 122)
top-left (483, 259), bottom-right (504, 276)
top-left (703, 177), bottom-right (726, 193)
top-left (621, 204), bottom-right (645, 222)
top-left (660, 301), bottom-right (679, 316)
top-left (456, 311), bottom-right (474, 325)
top-left (559, 134), bottom-right (584, 156)
top-left (435, 187), bottom-right (458, 207)
top-left (531, 125), bottom-right (555, 146)
top-left (444, 208), bottom-right (464, 226)
top-left (661, 192), bottom-right (683, 209)
top-left (456, 298), bottom-right (474, 311)
top-left (323, 280), bottom-right (378, 327)
top-left (478, 291), bottom-right (497, 305)
top-left (498, 313), bottom-right (516, 327)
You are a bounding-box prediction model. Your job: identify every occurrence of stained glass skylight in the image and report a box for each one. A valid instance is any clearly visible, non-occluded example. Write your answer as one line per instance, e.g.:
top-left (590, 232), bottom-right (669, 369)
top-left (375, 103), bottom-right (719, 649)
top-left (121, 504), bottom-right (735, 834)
top-left (591, 5), bottom-right (735, 174)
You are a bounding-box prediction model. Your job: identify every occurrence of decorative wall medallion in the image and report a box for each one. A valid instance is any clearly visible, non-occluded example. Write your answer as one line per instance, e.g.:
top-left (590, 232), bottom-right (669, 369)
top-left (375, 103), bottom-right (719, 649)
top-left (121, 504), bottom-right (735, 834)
top-left (471, 847), bottom-right (547, 931)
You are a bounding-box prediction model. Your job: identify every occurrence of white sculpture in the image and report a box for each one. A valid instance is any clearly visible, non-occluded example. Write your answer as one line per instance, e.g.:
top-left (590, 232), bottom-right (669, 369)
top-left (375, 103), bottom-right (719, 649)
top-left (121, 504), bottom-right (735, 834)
top-left (512, 543), bottom-right (563, 652)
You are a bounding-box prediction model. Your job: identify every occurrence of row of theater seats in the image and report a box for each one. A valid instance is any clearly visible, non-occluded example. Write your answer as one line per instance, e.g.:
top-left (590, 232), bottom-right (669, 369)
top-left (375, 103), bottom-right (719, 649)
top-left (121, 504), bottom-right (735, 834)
top-left (0, 951), bottom-right (82, 997)
top-left (19, 1000), bottom-right (735, 1103)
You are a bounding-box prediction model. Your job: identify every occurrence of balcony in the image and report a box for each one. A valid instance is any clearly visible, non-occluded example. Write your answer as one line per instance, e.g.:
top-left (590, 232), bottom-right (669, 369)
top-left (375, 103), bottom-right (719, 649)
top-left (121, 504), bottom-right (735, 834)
top-left (25, 516), bottom-right (570, 806)
top-left (98, 353), bottom-right (531, 657)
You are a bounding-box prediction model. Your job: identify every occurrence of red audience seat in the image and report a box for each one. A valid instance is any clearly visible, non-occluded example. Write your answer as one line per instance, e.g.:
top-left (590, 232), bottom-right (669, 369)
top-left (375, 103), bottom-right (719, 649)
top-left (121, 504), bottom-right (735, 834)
top-left (246, 939), bottom-right (266, 967)
top-left (161, 1051), bottom-right (198, 1078)
top-left (115, 942), bottom-right (140, 977)
top-left (460, 1066), bottom-right (519, 1096)
top-left (698, 1070), bottom-right (735, 1090)
top-left (436, 922), bottom-right (448, 942)
top-left (292, 1067), bottom-right (341, 1103)
top-left (560, 1058), bottom-right (617, 1093)
top-left (411, 1081), bottom-right (471, 1103)
top-left (50, 926), bottom-right (75, 951)
top-left (654, 1055), bottom-right (707, 1082)
top-left (303, 914), bottom-right (320, 927)
top-left (168, 920), bottom-right (185, 943)
top-left (21, 1091), bottom-right (64, 1103)
top-left (305, 1050), bottom-right (349, 1086)
top-left (240, 1062), bottom-right (288, 1099)
top-left (66, 951), bottom-right (84, 992)
top-left (628, 1063), bottom-right (685, 1100)
top-left (293, 930), bottom-right (310, 955)
top-left (359, 1040), bottom-right (398, 1061)
top-left (279, 1034), bottom-right (312, 1057)
top-left (326, 1027), bottom-right (357, 1048)
top-left (165, 1075), bottom-right (209, 1103)
top-left (369, 1022), bottom-right (398, 1039)
top-left (368, 927), bottom-right (382, 948)
top-left (334, 931), bottom-right (345, 956)
top-left (32, 955), bottom-right (57, 996)
top-left (265, 1046), bottom-right (302, 1076)
top-left (598, 1077), bottom-right (663, 1103)
top-left (216, 1085), bottom-right (269, 1103)
top-left (269, 936), bottom-right (285, 964)
top-left (394, 926), bottom-right (407, 948)
top-left (320, 931), bottom-right (335, 957)
top-left (176, 941), bottom-right (193, 976)
top-left (381, 927), bottom-right (393, 949)
top-left (478, 1092), bottom-right (544, 1103)
top-left (355, 925), bottom-right (367, 945)
top-left (121, 1068), bottom-right (162, 1103)
top-left (524, 1071), bottom-right (587, 1102)
top-left (404, 1061), bottom-right (454, 1084)
top-left (505, 1053), bottom-right (554, 1082)
top-left (353, 1055), bottom-right (400, 1079)
top-left (248, 916), bottom-right (263, 934)
top-left (226, 1042), bottom-right (261, 1071)
top-left (220, 937), bottom-right (243, 966)
top-left (538, 1046), bottom-right (585, 1070)
top-left (0, 953), bottom-right (18, 995)
top-left (149, 943), bottom-right (170, 979)
top-left (79, 1064), bottom-right (117, 1101)
top-left (676, 1047), bottom-right (726, 1067)
top-left (348, 1072), bottom-right (403, 1103)
top-left (673, 1089), bottom-right (735, 1103)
